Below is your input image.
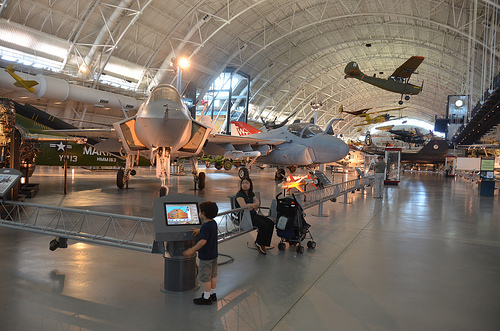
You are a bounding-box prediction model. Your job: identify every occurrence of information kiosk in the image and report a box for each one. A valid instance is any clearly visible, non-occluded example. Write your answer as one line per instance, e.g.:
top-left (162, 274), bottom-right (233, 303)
top-left (384, 148), bottom-right (401, 185)
top-left (444, 155), bottom-right (456, 177)
top-left (0, 168), bottom-right (23, 199)
top-left (152, 193), bottom-right (206, 293)
top-left (478, 157), bottom-right (495, 196)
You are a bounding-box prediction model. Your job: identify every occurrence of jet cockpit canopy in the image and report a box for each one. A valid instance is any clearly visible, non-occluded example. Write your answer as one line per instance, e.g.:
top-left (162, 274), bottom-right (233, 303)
top-left (148, 84), bottom-right (183, 105)
top-left (287, 123), bottom-right (324, 138)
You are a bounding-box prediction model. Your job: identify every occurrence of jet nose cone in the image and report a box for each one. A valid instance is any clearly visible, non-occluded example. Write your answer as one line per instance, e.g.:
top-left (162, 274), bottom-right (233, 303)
top-left (313, 135), bottom-right (349, 163)
top-left (338, 139), bottom-right (350, 158)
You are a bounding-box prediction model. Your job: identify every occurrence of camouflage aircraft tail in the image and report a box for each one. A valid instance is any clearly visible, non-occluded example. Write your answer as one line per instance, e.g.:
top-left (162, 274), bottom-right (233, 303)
top-left (344, 61), bottom-right (363, 78)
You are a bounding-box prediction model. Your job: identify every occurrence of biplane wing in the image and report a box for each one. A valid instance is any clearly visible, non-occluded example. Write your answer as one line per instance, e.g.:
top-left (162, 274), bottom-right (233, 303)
top-left (391, 56), bottom-right (425, 79)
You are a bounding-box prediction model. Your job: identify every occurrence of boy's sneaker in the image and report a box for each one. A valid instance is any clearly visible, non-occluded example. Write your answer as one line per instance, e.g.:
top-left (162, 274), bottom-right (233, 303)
top-left (210, 293), bottom-right (217, 301)
top-left (193, 295), bottom-right (212, 305)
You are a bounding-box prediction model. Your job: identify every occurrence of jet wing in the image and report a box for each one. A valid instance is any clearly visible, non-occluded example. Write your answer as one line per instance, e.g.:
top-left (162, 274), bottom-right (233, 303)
top-left (391, 56), bottom-right (425, 79)
top-left (44, 128), bottom-right (116, 139)
top-left (207, 133), bottom-right (286, 146)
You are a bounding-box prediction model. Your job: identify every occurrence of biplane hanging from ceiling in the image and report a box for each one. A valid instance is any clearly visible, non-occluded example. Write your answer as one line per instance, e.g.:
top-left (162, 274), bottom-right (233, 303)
top-left (344, 56), bottom-right (425, 105)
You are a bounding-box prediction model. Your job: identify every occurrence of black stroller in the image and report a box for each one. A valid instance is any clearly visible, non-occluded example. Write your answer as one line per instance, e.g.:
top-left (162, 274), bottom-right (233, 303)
top-left (275, 193), bottom-right (316, 254)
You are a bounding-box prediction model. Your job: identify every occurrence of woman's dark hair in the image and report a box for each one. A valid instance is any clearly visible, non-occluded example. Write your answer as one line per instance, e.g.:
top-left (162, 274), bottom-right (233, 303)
top-left (199, 201), bottom-right (219, 219)
top-left (238, 177), bottom-right (253, 196)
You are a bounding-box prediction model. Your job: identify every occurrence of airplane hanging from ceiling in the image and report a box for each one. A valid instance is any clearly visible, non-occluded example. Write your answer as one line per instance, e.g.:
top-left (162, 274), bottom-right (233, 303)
top-left (344, 56), bottom-right (425, 105)
top-left (354, 113), bottom-right (399, 128)
top-left (338, 105), bottom-right (406, 116)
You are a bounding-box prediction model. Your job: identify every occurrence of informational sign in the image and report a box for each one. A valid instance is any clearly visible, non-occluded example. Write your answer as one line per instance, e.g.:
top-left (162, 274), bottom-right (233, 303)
top-left (0, 168), bottom-right (23, 198)
top-left (480, 158), bottom-right (495, 172)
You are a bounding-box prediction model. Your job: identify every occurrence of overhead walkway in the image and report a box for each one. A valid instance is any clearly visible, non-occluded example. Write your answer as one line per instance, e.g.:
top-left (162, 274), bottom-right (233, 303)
top-left (452, 72), bottom-right (500, 145)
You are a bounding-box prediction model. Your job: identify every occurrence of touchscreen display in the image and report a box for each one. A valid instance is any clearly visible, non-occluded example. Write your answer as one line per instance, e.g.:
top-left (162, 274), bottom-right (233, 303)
top-left (164, 203), bottom-right (201, 226)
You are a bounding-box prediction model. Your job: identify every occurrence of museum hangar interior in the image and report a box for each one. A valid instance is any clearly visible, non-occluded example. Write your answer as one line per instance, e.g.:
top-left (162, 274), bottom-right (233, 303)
top-left (0, 1), bottom-right (500, 330)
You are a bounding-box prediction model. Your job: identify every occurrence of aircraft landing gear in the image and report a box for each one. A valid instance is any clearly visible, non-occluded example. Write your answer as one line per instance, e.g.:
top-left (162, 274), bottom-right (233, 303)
top-left (197, 172), bottom-right (206, 190)
top-left (116, 169), bottom-right (130, 189)
top-left (238, 167), bottom-right (250, 179)
top-left (399, 95), bottom-right (410, 105)
top-left (275, 168), bottom-right (286, 181)
top-left (189, 156), bottom-right (206, 191)
top-left (116, 154), bottom-right (137, 189)
top-left (159, 186), bottom-right (169, 197)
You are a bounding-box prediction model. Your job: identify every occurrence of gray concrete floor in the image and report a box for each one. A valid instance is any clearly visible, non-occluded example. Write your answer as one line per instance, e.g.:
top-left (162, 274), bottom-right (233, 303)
top-left (1, 166), bottom-right (499, 331)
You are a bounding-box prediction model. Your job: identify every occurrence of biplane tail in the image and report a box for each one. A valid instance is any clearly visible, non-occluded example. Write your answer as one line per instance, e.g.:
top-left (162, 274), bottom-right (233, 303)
top-left (344, 61), bottom-right (363, 78)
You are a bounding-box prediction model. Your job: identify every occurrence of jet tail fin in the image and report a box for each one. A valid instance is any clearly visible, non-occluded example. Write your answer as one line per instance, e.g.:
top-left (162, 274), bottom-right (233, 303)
top-left (14, 81), bottom-right (38, 89)
top-left (417, 140), bottom-right (449, 156)
top-left (230, 121), bottom-right (261, 136)
top-left (5, 64), bottom-right (39, 92)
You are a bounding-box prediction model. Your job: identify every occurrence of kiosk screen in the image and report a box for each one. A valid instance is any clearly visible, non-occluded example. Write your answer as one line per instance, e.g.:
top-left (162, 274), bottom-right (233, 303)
top-left (164, 202), bottom-right (201, 226)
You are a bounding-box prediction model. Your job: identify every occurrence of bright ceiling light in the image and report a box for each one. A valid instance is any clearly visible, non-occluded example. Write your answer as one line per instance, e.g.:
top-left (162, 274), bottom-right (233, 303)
top-left (178, 57), bottom-right (190, 70)
top-left (455, 99), bottom-right (464, 107)
top-left (79, 64), bottom-right (88, 74)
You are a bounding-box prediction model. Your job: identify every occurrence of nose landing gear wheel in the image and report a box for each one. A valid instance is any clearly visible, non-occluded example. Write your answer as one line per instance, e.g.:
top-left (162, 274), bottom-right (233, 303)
top-left (238, 167), bottom-right (249, 179)
top-left (198, 172), bottom-right (206, 190)
top-left (117, 169), bottom-right (125, 189)
top-left (160, 186), bottom-right (168, 196)
top-left (275, 168), bottom-right (286, 181)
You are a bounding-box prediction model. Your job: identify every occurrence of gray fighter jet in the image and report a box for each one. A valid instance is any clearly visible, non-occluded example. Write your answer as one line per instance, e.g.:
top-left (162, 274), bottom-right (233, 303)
top-left (204, 120), bottom-right (350, 180)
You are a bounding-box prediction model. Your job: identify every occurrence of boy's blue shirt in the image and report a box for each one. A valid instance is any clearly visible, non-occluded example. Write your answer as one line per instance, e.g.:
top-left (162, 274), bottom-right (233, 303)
top-left (198, 219), bottom-right (218, 260)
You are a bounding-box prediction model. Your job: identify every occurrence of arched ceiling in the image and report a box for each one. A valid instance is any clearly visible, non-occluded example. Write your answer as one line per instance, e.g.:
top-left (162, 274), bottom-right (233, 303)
top-left (0, 0), bottom-right (499, 139)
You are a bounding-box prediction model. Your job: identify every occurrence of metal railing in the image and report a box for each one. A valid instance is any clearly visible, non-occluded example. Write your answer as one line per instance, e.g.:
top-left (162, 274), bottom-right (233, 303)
top-left (293, 176), bottom-right (374, 209)
top-left (0, 200), bottom-right (155, 252)
top-left (0, 201), bottom-right (255, 252)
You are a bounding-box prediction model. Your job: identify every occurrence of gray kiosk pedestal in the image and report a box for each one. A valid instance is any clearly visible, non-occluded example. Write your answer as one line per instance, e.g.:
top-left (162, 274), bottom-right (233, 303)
top-left (152, 193), bottom-right (206, 293)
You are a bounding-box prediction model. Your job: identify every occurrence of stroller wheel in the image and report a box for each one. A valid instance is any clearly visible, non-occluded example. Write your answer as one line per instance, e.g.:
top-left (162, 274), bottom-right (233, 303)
top-left (307, 241), bottom-right (316, 249)
top-left (278, 243), bottom-right (286, 251)
top-left (296, 245), bottom-right (304, 254)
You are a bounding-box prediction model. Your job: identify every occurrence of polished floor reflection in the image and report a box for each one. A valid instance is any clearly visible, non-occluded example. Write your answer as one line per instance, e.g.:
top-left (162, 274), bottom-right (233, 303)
top-left (1, 166), bottom-right (499, 330)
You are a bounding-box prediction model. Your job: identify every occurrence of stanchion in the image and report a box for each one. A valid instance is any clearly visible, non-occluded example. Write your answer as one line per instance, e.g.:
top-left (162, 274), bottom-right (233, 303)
top-left (312, 201), bottom-right (328, 217)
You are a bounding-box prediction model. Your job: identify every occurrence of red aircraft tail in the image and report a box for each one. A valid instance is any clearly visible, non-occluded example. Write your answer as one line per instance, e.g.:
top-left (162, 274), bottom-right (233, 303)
top-left (230, 121), bottom-right (262, 136)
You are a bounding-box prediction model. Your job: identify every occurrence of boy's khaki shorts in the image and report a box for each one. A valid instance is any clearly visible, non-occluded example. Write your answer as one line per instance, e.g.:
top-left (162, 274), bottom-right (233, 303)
top-left (199, 258), bottom-right (217, 283)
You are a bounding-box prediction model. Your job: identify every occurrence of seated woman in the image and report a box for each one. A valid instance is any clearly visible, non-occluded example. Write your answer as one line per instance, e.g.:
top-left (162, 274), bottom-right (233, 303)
top-left (235, 177), bottom-right (274, 255)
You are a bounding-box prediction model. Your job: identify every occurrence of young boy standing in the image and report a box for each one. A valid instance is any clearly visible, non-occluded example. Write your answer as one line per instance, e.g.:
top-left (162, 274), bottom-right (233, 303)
top-left (183, 201), bottom-right (219, 305)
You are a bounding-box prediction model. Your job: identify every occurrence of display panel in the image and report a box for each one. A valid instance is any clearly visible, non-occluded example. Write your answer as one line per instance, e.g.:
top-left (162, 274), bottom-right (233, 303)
top-left (164, 202), bottom-right (201, 226)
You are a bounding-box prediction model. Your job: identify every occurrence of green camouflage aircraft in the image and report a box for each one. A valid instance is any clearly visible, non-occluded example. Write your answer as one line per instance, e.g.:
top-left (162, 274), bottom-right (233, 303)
top-left (15, 113), bottom-right (126, 168)
top-left (344, 56), bottom-right (424, 105)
